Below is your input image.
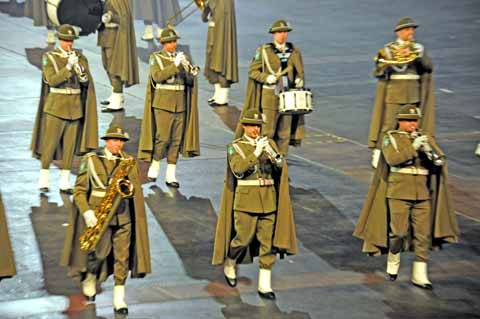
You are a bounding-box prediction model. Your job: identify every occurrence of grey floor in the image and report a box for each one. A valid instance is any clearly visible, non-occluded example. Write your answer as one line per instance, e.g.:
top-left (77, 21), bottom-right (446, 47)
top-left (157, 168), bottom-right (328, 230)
top-left (0, 0), bottom-right (479, 318)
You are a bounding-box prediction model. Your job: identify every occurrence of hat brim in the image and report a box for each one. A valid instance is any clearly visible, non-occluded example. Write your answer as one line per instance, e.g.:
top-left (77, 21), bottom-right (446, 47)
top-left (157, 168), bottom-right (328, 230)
top-left (160, 36), bottom-right (180, 43)
top-left (241, 119), bottom-right (264, 125)
top-left (101, 134), bottom-right (129, 141)
top-left (56, 34), bottom-right (79, 41)
top-left (269, 27), bottom-right (292, 33)
top-left (395, 23), bottom-right (419, 32)
top-left (397, 115), bottom-right (421, 120)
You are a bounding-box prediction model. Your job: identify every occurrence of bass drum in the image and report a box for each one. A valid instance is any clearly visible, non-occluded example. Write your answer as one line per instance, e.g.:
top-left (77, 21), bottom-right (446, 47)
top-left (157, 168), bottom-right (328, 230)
top-left (46, 0), bottom-right (103, 36)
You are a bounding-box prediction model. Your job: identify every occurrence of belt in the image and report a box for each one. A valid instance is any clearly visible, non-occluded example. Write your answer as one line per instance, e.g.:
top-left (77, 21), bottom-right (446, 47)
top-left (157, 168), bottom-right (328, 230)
top-left (91, 190), bottom-right (106, 198)
top-left (50, 87), bottom-right (81, 95)
top-left (262, 84), bottom-right (276, 90)
top-left (237, 179), bottom-right (274, 186)
top-left (104, 22), bottom-right (119, 28)
top-left (208, 21), bottom-right (215, 27)
top-left (155, 84), bottom-right (185, 91)
top-left (391, 167), bottom-right (429, 175)
top-left (390, 74), bottom-right (420, 80)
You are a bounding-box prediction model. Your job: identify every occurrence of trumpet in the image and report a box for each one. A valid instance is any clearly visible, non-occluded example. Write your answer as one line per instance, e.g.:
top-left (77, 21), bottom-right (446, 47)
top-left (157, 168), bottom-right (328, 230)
top-left (180, 54), bottom-right (200, 76)
top-left (411, 131), bottom-right (443, 166)
top-left (255, 136), bottom-right (282, 164)
top-left (67, 50), bottom-right (88, 82)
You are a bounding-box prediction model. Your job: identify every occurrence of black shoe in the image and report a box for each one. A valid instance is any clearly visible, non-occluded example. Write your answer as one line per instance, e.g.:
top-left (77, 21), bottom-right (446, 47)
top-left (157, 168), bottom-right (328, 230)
top-left (84, 295), bottom-right (96, 303)
top-left (39, 187), bottom-right (49, 193)
top-left (100, 99), bottom-right (110, 105)
top-left (166, 181), bottom-right (180, 188)
top-left (386, 273), bottom-right (398, 281)
top-left (258, 291), bottom-right (276, 300)
top-left (224, 275), bottom-right (237, 288)
top-left (101, 106), bottom-right (124, 113)
top-left (209, 101), bottom-right (228, 107)
top-left (60, 188), bottom-right (74, 195)
top-left (114, 307), bottom-right (128, 315)
top-left (412, 281), bottom-right (433, 290)
top-left (147, 177), bottom-right (157, 183)
top-left (208, 97), bottom-right (215, 104)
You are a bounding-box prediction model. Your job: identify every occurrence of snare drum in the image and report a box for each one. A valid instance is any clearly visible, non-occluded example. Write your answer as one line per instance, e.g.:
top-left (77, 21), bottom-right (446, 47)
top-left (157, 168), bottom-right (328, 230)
top-left (278, 89), bottom-right (313, 115)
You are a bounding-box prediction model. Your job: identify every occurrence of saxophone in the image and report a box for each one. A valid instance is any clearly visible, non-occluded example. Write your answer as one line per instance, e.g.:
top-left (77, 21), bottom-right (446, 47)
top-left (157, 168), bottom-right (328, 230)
top-left (79, 157), bottom-right (136, 252)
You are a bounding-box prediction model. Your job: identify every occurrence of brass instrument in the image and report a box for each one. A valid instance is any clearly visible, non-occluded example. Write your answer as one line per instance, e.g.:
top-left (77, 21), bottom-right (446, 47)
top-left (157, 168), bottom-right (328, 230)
top-left (180, 54), bottom-right (200, 76)
top-left (79, 157), bottom-right (136, 252)
top-left (256, 136), bottom-right (283, 165)
top-left (375, 41), bottom-right (421, 65)
top-left (67, 50), bottom-right (88, 82)
top-left (410, 131), bottom-right (443, 166)
top-left (166, 0), bottom-right (207, 28)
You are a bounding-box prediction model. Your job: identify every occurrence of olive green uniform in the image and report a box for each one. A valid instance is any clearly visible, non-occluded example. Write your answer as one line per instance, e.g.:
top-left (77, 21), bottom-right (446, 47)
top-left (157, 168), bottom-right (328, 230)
top-left (74, 149), bottom-right (133, 285)
top-left (248, 43), bottom-right (304, 154)
top-left (40, 48), bottom-right (89, 170)
top-left (98, 0), bottom-right (124, 93)
top-left (227, 136), bottom-right (283, 269)
top-left (375, 41), bottom-right (432, 134)
top-left (382, 130), bottom-right (432, 262)
top-left (149, 50), bottom-right (192, 164)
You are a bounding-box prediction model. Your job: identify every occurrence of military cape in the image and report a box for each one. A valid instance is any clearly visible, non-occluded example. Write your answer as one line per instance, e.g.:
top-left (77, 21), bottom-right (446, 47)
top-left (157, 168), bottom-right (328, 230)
top-left (212, 153), bottom-right (297, 265)
top-left (60, 151), bottom-right (151, 282)
top-left (353, 139), bottom-right (459, 255)
top-left (30, 50), bottom-right (98, 161)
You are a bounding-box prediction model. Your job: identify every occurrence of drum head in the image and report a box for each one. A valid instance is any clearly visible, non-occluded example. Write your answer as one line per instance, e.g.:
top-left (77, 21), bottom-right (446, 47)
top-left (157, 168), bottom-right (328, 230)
top-left (58, 0), bottom-right (103, 36)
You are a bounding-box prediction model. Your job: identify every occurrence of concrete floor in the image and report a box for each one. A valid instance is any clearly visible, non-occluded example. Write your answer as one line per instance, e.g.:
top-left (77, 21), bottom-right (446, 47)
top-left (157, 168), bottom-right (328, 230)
top-left (0, 0), bottom-right (479, 318)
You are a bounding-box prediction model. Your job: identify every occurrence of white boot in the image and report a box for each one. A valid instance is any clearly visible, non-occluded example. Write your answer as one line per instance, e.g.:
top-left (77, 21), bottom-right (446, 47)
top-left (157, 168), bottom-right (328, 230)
top-left (82, 273), bottom-right (96, 301)
top-left (156, 27), bottom-right (163, 39)
top-left (165, 163), bottom-right (179, 188)
top-left (141, 24), bottom-right (154, 41)
top-left (147, 160), bottom-right (160, 181)
top-left (386, 252), bottom-right (400, 281)
top-left (223, 258), bottom-right (237, 287)
top-left (46, 29), bottom-right (56, 44)
top-left (411, 261), bottom-right (433, 289)
top-left (38, 169), bottom-right (50, 192)
top-left (105, 92), bottom-right (124, 111)
top-left (209, 83), bottom-right (221, 104)
top-left (258, 268), bottom-right (275, 299)
top-left (371, 149), bottom-right (381, 168)
top-left (215, 87), bottom-right (229, 105)
top-left (475, 143), bottom-right (480, 157)
top-left (59, 169), bottom-right (73, 193)
top-left (113, 285), bottom-right (128, 313)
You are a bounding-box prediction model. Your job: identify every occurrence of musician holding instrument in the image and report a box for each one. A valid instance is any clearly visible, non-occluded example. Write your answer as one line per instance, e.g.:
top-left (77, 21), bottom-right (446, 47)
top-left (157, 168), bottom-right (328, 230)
top-left (98, 0), bottom-right (139, 112)
top-left (239, 20), bottom-right (305, 155)
top-left (202, 0), bottom-right (238, 106)
top-left (354, 105), bottom-right (458, 291)
top-left (60, 126), bottom-right (151, 316)
top-left (31, 24), bottom-right (98, 194)
top-left (212, 109), bottom-right (297, 300)
top-left (138, 28), bottom-right (200, 188)
top-left (368, 17), bottom-right (435, 168)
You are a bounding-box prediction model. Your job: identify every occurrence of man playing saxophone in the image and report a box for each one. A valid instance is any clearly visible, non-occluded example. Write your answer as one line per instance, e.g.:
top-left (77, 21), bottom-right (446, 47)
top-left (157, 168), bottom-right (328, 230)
top-left (138, 28), bottom-right (200, 188)
top-left (368, 17), bottom-right (435, 168)
top-left (31, 24), bottom-right (98, 194)
top-left (60, 126), bottom-right (151, 316)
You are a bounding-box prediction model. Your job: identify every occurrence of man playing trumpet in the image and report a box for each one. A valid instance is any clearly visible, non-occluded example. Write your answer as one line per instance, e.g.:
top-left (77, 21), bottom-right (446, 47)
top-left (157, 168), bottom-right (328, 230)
top-left (31, 24), bottom-right (98, 194)
top-left (213, 109), bottom-right (297, 300)
top-left (138, 28), bottom-right (200, 188)
top-left (60, 126), bottom-right (151, 315)
top-left (368, 17), bottom-right (435, 168)
top-left (354, 105), bottom-right (458, 290)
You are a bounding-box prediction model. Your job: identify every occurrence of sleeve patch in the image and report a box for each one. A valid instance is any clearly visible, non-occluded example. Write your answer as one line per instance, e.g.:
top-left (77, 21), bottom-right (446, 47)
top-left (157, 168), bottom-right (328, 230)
top-left (383, 136), bottom-right (390, 147)
top-left (79, 158), bottom-right (88, 174)
top-left (42, 56), bottom-right (48, 66)
top-left (228, 145), bottom-right (235, 156)
top-left (150, 56), bottom-right (156, 66)
top-left (254, 50), bottom-right (261, 61)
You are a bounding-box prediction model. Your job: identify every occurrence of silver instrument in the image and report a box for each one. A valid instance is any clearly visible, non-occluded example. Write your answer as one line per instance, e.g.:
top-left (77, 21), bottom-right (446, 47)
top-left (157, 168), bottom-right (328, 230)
top-left (67, 50), bottom-right (88, 82)
top-left (180, 53), bottom-right (200, 76)
top-left (411, 131), bottom-right (443, 166)
top-left (255, 136), bottom-right (283, 166)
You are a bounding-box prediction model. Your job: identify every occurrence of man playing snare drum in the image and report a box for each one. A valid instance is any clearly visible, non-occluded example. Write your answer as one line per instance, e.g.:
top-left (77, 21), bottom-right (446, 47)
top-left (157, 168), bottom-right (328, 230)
top-left (238, 20), bottom-right (306, 155)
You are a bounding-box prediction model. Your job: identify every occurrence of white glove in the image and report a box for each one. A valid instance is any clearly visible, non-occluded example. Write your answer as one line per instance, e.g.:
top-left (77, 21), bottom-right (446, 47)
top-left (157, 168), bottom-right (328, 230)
top-left (254, 137), bottom-right (268, 157)
top-left (174, 52), bottom-right (184, 67)
top-left (102, 12), bottom-right (112, 24)
top-left (412, 135), bottom-right (428, 150)
top-left (266, 74), bottom-right (277, 84)
top-left (295, 78), bottom-right (304, 88)
top-left (66, 54), bottom-right (78, 70)
top-left (83, 210), bottom-right (98, 228)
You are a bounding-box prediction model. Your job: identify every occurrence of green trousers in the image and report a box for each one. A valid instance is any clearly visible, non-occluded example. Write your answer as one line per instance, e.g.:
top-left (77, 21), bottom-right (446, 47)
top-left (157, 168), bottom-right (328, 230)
top-left (102, 48), bottom-right (124, 93)
top-left (153, 109), bottom-right (185, 164)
